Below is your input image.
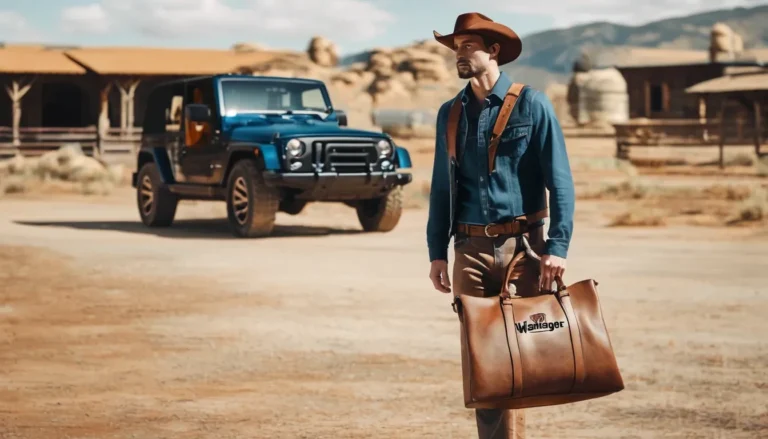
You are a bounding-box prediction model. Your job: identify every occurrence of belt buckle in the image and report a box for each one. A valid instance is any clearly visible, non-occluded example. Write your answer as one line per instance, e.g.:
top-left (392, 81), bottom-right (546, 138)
top-left (484, 223), bottom-right (499, 238)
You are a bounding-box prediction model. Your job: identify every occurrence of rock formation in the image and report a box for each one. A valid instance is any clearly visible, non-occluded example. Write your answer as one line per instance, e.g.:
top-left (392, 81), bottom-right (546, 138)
top-left (709, 22), bottom-right (744, 62)
top-left (307, 36), bottom-right (339, 67)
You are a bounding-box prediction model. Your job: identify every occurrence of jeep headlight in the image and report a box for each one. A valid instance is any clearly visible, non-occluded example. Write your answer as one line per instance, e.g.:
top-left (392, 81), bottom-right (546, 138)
top-left (376, 139), bottom-right (393, 157)
top-left (286, 139), bottom-right (304, 158)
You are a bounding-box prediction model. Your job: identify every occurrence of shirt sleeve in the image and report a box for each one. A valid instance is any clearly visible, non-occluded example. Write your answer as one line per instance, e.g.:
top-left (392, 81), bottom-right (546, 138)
top-left (530, 90), bottom-right (575, 259)
top-left (426, 102), bottom-right (452, 262)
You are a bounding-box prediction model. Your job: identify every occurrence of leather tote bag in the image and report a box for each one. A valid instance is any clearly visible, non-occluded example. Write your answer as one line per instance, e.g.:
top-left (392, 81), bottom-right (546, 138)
top-left (451, 236), bottom-right (624, 410)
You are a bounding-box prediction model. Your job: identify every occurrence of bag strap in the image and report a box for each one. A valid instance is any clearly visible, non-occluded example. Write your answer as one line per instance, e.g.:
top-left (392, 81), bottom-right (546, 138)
top-left (488, 83), bottom-right (525, 173)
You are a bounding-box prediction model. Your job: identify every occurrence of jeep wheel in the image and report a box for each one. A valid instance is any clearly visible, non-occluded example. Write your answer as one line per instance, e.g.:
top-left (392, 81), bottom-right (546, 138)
top-left (226, 160), bottom-right (279, 237)
top-left (356, 186), bottom-right (403, 232)
top-left (136, 162), bottom-right (178, 227)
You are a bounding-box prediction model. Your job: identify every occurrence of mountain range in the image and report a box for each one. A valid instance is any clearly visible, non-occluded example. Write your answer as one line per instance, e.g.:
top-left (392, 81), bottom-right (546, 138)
top-left (341, 4), bottom-right (768, 91)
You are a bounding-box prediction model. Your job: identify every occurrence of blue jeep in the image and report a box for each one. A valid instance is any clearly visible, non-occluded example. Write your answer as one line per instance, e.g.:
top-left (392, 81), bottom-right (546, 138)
top-left (132, 74), bottom-right (413, 237)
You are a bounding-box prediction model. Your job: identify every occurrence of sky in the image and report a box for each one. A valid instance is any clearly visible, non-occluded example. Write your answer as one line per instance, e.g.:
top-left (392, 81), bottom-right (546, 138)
top-left (0, 0), bottom-right (765, 55)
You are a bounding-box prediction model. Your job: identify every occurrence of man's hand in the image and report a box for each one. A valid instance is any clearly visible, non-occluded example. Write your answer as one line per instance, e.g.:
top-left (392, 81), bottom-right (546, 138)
top-left (539, 254), bottom-right (566, 292)
top-left (429, 260), bottom-right (451, 293)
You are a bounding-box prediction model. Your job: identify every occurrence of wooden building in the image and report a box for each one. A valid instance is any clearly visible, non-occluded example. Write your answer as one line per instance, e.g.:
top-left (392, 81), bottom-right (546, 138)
top-left (0, 44), bottom-right (280, 156)
top-left (615, 60), bottom-right (765, 120)
top-left (686, 69), bottom-right (768, 159)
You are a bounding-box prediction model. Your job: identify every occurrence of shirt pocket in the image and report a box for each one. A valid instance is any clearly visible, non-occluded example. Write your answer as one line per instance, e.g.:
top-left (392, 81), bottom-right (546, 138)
top-left (497, 120), bottom-right (532, 157)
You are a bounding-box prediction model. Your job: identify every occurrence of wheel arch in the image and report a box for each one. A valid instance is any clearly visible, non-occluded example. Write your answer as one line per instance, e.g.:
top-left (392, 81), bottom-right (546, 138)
top-left (136, 148), bottom-right (176, 184)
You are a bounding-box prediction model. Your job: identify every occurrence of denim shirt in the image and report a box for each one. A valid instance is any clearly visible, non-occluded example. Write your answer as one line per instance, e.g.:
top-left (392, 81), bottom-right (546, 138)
top-left (426, 71), bottom-right (575, 261)
top-left (455, 86), bottom-right (485, 225)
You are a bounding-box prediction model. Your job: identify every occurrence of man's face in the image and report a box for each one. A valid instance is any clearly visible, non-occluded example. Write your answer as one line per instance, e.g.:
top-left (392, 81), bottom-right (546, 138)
top-left (453, 34), bottom-right (496, 79)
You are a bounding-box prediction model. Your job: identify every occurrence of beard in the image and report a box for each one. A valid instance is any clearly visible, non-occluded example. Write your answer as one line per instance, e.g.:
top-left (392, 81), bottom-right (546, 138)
top-left (456, 60), bottom-right (484, 79)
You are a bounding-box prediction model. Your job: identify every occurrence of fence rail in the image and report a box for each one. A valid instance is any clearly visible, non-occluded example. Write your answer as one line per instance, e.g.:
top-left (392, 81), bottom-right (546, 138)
top-left (612, 118), bottom-right (767, 164)
top-left (0, 127), bottom-right (142, 158)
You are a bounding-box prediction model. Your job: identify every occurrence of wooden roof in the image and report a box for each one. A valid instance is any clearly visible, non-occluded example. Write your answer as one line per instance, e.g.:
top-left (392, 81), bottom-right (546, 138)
top-left (602, 47), bottom-right (710, 69)
top-left (64, 47), bottom-right (281, 76)
top-left (0, 45), bottom-right (86, 74)
top-left (686, 71), bottom-right (768, 94)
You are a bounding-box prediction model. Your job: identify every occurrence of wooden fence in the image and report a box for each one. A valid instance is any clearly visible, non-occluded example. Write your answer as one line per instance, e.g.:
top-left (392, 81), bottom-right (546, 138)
top-left (613, 118), bottom-right (767, 165)
top-left (0, 127), bottom-right (142, 158)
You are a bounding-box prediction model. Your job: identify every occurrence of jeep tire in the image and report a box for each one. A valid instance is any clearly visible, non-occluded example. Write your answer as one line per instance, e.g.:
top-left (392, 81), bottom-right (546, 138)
top-left (226, 160), bottom-right (279, 237)
top-left (136, 161), bottom-right (178, 227)
top-left (355, 186), bottom-right (403, 232)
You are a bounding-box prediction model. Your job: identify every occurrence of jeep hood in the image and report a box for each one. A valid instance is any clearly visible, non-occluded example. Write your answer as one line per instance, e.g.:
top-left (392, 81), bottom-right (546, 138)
top-left (227, 123), bottom-right (387, 144)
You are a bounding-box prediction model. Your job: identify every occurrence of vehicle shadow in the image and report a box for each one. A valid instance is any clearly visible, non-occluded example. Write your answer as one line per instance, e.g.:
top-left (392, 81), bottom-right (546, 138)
top-left (14, 218), bottom-right (363, 239)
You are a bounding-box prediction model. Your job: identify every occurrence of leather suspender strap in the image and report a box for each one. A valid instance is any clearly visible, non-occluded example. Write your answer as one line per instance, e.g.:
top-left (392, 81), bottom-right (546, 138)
top-left (488, 83), bottom-right (525, 173)
top-left (446, 96), bottom-right (463, 161)
top-left (445, 82), bottom-right (525, 168)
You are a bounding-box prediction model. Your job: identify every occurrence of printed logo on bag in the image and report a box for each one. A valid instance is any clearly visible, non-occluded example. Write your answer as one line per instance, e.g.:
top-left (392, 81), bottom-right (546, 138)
top-left (515, 313), bottom-right (566, 333)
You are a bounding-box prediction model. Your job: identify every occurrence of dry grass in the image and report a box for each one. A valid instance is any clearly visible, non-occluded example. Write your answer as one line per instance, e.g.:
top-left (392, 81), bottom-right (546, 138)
top-left (0, 146), bottom-right (128, 197)
top-left (728, 186), bottom-right (767, 224)
top-left (608, 208), bottom-right (666, 227)
top-left (581, 178), bottom-right (758, 202)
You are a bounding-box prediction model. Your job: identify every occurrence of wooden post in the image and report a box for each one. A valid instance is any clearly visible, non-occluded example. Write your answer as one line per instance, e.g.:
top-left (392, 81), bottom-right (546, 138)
top-left (96, 82), bottom-right (112, 158)
top-left (4, 77), bottom-right (35, 148)
top-left (643, 80), bottom-right (650, 117)
top-left (115, 78), bottom-right (140, 138)
top-left (755, 100), bottom-right (763, 157)
top-left (718, 97), bottom-right (727, 169)
top-left (698, 95), bottom-right (708, 142)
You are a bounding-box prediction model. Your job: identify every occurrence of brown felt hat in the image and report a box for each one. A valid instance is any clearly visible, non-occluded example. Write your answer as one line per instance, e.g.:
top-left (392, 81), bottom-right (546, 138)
top-left (433, 12), bottom-right (523, 65)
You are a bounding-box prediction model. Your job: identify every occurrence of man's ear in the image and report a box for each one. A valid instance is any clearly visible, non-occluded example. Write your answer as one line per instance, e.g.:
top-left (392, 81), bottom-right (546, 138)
top-left (490, 43), bottom-right (500, 60)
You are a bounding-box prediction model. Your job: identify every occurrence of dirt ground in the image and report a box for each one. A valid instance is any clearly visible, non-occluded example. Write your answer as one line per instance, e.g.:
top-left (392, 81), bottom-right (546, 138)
top-left (1, 136), bottom-right (767, 438)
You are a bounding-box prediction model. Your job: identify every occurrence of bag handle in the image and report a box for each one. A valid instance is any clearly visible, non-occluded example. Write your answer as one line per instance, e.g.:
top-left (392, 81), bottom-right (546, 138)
top-left (502, 234), bottom-right (565, 294)
top-left (504, 235), bottom-right (586, 391)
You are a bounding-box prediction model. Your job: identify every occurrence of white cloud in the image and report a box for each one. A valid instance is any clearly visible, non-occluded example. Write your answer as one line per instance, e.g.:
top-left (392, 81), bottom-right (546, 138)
top-left (61, 4), bottom-right (111, 34)
top-left (59, 0), bottom-right (395, 42)
top-left (0, 10), bottom-right (43, 42)
top-left (481, 0), bottom-right (765, 28)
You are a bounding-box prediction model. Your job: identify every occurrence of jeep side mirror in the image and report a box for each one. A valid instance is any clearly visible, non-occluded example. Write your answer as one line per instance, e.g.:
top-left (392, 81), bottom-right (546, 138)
top-left (185, 104), bottom-right (210, 123)
top-left (336, 109), bottom-right (348, 127)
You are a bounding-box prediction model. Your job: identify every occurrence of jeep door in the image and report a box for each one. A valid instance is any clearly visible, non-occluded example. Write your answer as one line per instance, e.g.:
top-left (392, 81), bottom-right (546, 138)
top-left (178, 79), bottom-right (223, 184)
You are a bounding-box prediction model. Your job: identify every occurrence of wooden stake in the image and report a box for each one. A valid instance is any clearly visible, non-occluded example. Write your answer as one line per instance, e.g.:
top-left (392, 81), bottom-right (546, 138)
top-left (4, 77), bottom-right (35, 147)
top-left (718, 97), bottom-right (727, 169)
top-left (755, 100), bottom-right (763, 157)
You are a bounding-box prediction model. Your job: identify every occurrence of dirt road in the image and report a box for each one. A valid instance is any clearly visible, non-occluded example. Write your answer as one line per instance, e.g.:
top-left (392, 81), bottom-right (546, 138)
top-left (1, 186), bottom-right (767, 438)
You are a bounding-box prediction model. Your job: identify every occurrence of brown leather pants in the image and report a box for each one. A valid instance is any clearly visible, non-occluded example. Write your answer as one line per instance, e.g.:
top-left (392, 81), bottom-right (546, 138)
top-left (452, 224), bottom-right (546, 439)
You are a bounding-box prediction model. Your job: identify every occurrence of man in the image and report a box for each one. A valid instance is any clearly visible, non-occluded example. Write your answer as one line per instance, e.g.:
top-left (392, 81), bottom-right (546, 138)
top-left (426, 12), bottom-right (575, 439)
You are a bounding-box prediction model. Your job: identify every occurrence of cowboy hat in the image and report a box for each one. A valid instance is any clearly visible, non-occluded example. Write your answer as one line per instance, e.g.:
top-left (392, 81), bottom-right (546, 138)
top-left (433, 12), bottom-right (522, 65)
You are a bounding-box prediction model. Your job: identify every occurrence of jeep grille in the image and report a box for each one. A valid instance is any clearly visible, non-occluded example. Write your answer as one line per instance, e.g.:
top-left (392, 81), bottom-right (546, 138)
top-left (315, 139), bottom-right (379, 173)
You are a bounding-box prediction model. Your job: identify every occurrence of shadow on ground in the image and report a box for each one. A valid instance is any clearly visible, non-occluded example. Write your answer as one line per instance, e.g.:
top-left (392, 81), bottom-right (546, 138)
top-left (14, 218), bottom-right (362, 239)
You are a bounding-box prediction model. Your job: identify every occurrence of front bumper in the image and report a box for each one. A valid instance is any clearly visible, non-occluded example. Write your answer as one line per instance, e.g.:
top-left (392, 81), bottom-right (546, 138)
top-left (262, 171), bottom-right (412, 201)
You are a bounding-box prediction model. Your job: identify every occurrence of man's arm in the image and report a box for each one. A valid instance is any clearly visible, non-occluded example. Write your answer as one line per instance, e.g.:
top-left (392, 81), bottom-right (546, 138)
top-left (531, 90), bottom-right (575, 260)
top-left (426, 102), bottom-right (451, 262)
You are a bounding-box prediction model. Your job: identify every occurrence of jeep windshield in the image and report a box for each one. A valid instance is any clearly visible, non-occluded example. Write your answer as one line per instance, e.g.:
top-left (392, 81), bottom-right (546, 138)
top-left (219, 78), bottom-right (332, 119)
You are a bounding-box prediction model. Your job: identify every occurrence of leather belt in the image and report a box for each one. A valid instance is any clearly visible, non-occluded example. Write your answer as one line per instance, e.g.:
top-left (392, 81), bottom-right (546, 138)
top-left (457, 209), bottom-right (548, 238)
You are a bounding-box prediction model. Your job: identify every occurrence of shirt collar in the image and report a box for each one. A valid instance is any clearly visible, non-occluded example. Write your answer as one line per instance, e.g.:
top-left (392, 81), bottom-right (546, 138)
top-left (460, 71), bottom-right (513, 104)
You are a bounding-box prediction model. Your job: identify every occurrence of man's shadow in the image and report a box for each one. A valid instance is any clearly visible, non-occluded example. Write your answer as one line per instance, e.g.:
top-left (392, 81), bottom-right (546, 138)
top-left (14, 218), bottom-right (363, 240)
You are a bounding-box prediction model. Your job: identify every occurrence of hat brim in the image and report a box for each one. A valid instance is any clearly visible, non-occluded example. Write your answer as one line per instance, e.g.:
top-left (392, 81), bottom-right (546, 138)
top-left (433, 26), bottom-right (522, 65)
